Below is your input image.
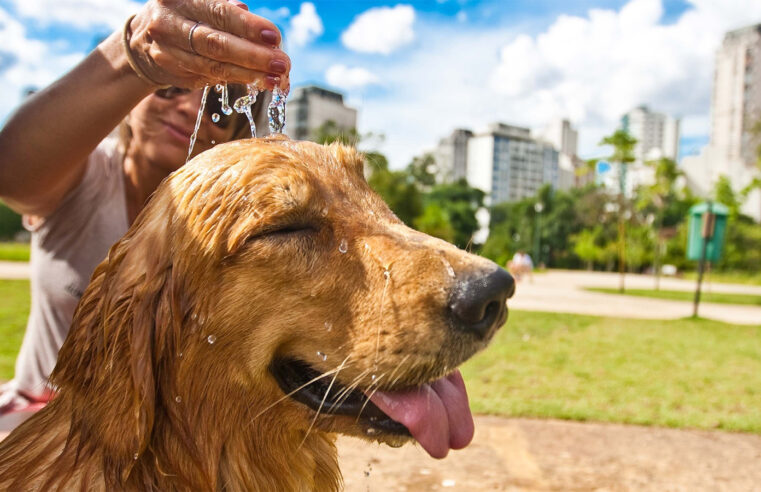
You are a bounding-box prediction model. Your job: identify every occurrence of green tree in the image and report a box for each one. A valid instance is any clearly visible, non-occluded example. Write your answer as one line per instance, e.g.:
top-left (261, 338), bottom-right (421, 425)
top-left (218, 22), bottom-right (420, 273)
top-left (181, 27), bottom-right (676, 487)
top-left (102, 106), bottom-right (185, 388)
top-left (424, 180), bottom-right (484, 249)
top-left (311, 120), bottom-right (360, 146)
top-left (406, 153), bottom-right (438, 190)
top-left (414, 204), bottom-right (455, 243)
top-left (366, 155), bottom-right (423, 226)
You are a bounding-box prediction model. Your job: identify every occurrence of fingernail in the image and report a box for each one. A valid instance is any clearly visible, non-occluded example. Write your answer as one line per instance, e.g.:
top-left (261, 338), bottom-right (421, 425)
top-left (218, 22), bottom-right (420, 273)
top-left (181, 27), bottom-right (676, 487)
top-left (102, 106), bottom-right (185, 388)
top-left (269, 60), bottom-right (287, 74)
top-left (261, 30), bottom-right (279, 46)
top-left (266, 75), bottom-right (281, 87)
top-left (232, 1), bottom-right (249, 11)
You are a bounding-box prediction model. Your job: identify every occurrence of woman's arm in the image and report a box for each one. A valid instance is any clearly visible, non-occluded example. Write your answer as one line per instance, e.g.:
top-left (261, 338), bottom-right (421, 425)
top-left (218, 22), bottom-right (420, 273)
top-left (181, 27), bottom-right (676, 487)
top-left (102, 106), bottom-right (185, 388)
top-left (0, 0), bottom-right (289, 217)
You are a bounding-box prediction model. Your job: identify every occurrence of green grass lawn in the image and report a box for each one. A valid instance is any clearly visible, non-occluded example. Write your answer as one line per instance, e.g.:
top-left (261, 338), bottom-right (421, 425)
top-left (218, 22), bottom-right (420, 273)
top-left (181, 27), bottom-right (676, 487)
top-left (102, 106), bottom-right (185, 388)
top-left (0, 280), bottom-right (29, 381)
top-left (584, 287), bottom-right (761, 306)
top-left (1, 279), bottom-right (760, 433)
top-left (682, 270), bottom-right (761, 287)
top-left (462, 310), bottom-right (761, 433)
top-left (0, 242), bottom-right (30, 262)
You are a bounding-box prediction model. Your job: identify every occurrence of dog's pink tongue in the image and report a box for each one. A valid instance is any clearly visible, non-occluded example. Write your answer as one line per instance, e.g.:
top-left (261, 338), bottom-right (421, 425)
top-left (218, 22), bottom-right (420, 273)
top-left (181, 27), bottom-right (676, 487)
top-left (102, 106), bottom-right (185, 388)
top-left (369, 370), bottom-right (474, 459)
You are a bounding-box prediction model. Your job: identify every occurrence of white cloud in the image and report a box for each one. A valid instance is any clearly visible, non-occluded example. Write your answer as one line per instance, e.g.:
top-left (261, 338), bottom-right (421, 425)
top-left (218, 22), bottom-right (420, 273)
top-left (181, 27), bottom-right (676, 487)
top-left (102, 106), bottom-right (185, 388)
top-left (10, 0), bottom-right (142, 30)
top-left (253, 6), bottom-right (291, 23)
top-left (0, 7), bottom-right (84, 124)
top-left (339, 0), bottom-right (761, 167)
top-left (288, 2), bottom-right (323, 48)
top-left (325, 64), bottom-right (379, 90)
top-left (341, 5), bottom-right (415, 55)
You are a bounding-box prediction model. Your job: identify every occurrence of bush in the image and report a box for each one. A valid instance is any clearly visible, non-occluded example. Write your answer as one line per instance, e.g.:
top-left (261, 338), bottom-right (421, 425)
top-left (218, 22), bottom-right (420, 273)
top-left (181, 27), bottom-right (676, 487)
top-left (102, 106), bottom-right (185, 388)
top-left (0, 201), bottom-right (22, 240)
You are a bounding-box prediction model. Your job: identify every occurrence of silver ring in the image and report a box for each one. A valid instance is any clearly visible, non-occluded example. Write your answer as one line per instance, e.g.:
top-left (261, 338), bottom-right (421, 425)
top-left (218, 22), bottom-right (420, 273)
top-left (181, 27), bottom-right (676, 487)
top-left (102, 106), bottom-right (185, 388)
top-left (188, 21), bottom-right (202, 55)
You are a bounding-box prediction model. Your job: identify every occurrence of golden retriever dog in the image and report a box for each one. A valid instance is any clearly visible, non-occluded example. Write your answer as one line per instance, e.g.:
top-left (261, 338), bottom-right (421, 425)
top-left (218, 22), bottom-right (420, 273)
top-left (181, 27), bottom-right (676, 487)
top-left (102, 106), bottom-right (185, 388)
top-left (0, 136), bottom-right (514, 491)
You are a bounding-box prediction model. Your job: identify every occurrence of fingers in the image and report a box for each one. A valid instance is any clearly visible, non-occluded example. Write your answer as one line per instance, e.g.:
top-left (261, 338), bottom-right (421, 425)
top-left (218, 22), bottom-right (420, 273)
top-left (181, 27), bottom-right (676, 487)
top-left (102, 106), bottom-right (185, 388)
top-left (160, 44), bottom-right (280, 88)
top-left (132, 0), bottom-right (290, 89)
top-left (170, 0), bottom-right (281, 47)
top-left (179, 19), bottom-right (290, 75)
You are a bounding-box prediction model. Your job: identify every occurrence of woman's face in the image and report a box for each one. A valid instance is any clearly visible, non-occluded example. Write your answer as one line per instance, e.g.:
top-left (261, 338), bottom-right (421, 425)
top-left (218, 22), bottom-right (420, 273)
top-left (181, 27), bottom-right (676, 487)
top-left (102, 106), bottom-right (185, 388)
top-left (128, 89), bottom-right (239, 173)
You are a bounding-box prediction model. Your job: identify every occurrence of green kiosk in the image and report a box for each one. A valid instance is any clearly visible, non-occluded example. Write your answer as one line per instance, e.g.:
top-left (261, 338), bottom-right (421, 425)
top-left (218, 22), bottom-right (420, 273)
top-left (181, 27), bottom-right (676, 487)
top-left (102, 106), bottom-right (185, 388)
top-left (686, 201), bottom-right (728, 317)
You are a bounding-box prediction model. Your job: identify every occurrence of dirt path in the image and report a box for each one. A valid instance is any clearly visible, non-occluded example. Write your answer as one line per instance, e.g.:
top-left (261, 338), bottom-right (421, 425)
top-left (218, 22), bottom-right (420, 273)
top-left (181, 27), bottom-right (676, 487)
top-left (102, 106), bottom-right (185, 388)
top-left (338, 415), bottom-right (761, 491)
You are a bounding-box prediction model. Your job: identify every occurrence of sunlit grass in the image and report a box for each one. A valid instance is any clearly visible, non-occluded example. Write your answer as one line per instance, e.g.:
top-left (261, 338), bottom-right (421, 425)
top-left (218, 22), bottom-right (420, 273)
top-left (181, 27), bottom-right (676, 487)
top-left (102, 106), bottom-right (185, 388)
top-left (585, 287), bottom-right (761, 306)
top-left (0, 242), bottom-right (30, 262)
top-left (462, 310), bottom-right (761, 433)
top-left (0, 280), bottom-right (29, 380)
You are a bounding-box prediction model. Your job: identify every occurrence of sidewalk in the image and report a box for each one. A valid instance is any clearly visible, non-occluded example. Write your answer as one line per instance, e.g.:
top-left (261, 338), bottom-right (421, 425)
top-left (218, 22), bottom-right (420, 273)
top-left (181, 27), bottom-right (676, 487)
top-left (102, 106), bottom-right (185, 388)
top-left (508, 270), bottom-right (761, 325)
top-left (0, 261), bottom-right (29, 280)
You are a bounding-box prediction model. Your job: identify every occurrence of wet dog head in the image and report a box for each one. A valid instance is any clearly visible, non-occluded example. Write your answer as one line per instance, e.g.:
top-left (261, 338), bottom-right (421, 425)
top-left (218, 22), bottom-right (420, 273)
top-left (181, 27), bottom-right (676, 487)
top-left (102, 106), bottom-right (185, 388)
top-left (54, 136), bottom-right (515, 470)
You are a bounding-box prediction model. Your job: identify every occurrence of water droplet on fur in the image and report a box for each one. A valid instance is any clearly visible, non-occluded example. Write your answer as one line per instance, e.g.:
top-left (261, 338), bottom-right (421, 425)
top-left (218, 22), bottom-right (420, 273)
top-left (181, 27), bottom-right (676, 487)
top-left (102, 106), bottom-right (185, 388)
top-left (383, 270), bottom-right (390, 280)
top-left (442, 479), bottom-right (456, 487)
top-left (365, 428), bottom-right (378, 436)
top-left (371, 374), bottom-right (377, 381)
top-left (207, 335), bottom-right (217, 344)
top-left (321, 207), bottom-right (329, 217)
top-left (191, 313), bottom-right (198, 321)
top-left (178, 352), bottom-right (183, 358)
top-left (316, 351), bottom-right (327, 361)
top-left (133, 453), bottom-right (139, 460)
top-left (420, 468), bottom-right (432, 475)
top-left (211, 113), bottom-right (220, 123)
top-left (369, 210), bottom-right (375, 217)
top-left (441, 258), bottom-right (456, 279)
top-left (211, 140), bottom-right (216, 145)
top-left (338, 239), bottom-right (348, 254)
top-left (310, 290), bottom-right (317, 297)
top-left (324, 321), bottom-right (333, 331)
top-left (175, 396), bottom-right (182, 403)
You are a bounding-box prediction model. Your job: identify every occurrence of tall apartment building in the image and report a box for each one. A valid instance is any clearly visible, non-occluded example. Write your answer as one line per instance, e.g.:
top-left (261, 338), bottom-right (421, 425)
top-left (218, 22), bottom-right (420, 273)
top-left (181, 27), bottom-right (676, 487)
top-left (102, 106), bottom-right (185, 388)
top-left (467, 123), bottom-right (559, 205)
top-left (683, 23), bottom-right (761, 221)
top-left (432, 129), bottom-right (473, 183)
top-left (284, 85), bottom-right (358, 141)
top-left (621, 105), bottom-right (680, 163)
top-left (536, 118), bottom-right (585, 190)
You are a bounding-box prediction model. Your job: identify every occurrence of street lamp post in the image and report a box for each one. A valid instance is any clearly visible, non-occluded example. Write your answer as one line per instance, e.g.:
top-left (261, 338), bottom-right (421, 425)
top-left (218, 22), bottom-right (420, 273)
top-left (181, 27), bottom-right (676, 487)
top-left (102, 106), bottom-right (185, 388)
top-left (534, 202), bottom-right (544, 266)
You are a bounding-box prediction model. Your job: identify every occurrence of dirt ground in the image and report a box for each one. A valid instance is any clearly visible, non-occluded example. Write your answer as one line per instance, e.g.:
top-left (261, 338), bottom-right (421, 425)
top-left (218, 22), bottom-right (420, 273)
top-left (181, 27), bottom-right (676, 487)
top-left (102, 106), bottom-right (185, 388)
top-left (337, 415), bottom-right (761, 491)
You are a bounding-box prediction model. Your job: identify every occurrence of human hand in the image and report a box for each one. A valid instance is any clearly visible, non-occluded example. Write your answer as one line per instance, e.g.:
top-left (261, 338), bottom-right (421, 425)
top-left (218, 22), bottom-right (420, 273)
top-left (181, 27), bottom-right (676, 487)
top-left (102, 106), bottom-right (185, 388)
top-left (125, 0), bottom-right (290, 91)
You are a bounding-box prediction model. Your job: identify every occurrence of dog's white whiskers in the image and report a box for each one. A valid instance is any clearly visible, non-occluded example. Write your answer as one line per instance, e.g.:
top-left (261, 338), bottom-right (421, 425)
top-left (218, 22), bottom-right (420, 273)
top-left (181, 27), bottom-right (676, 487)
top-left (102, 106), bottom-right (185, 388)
top-left (251, 365), bottom-right (343, 421)
top-left (298, 355), bottom-right (350, 449)
top-left (356, 372), bottom-right (387, 422)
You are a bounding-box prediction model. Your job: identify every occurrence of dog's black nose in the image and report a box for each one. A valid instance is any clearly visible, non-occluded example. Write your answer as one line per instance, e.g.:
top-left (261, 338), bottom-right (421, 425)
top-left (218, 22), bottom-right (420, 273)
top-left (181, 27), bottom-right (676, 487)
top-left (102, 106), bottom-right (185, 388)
top-left (449, 268), bottom-right (515, 339)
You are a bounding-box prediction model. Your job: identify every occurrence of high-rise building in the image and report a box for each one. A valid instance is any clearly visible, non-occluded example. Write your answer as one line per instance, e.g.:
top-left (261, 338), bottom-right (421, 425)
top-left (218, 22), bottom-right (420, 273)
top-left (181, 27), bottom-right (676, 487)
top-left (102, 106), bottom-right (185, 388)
top-left (284, 85), bottom-right (358, 141)
top-left (621, 105), bottom-right (680, 163)
top-left (682, 23), bottom-right (761, 221)
top-left (711, 24), bottom-right (761, 167)
top-left (432, 129), bottom-right (473, 183)
top-left (536, 118), bottom-right (586, 190)
top-left (467, 123), bottom-right (559, 205)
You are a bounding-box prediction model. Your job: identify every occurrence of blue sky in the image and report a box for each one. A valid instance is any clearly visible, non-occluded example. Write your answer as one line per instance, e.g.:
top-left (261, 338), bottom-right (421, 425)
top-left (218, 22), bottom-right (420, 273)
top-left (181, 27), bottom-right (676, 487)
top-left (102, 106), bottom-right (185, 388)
top-left (0, 0), bottom-right (759, 167)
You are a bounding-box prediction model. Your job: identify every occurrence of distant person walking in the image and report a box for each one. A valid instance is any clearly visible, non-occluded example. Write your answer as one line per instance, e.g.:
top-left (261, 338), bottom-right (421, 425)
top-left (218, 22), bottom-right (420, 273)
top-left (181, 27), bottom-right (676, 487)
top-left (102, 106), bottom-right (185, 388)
top-left (508, 251), bottom-right (534, 282)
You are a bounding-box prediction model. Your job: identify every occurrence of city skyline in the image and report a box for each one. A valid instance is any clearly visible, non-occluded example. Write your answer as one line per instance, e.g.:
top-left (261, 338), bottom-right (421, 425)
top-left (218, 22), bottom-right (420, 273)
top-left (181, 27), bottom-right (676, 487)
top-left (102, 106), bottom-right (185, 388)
top-left (1, 0), bottom-right (760, 168)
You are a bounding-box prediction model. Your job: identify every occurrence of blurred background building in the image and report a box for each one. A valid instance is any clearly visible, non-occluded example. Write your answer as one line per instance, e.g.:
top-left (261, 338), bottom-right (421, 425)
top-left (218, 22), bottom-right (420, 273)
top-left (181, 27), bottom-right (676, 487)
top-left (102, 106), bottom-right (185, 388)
top-left (683, 23), bottom-right (761, 221)
top-left (467, 123), bottom-right (559, 204)
top-left (285, 85), bottom-right (357, 141)
top-left (431, 129), bottom-right (473, 183)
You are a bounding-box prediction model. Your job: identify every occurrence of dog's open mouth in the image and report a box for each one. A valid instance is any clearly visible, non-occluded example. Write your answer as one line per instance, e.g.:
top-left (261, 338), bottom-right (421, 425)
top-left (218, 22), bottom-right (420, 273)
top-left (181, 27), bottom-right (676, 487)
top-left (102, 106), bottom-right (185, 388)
top-left (269, 358), bottom-right (411, 435)
top-left (270, 357), bottom-right (475, 458)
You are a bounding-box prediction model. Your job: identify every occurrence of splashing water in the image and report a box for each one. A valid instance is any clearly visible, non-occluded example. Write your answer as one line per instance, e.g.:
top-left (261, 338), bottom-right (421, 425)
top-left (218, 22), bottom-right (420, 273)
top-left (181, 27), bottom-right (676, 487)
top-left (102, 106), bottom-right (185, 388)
top-left (219, 84), bottom-right (233, 116)
top-left (268, 86), bottom-right (288, 134)
top-left (186, 85), bottom-right (211, 162)
top-left (316, 351), bottom-right (327, 361)
top-left (211, 113), bottom-right (220, 123)
top-left (233, 84), bottom-right (259, 138)
top-left (338, 239), bottom-right (348, 254)
top-left (207, 335), bottom-right (217, 344)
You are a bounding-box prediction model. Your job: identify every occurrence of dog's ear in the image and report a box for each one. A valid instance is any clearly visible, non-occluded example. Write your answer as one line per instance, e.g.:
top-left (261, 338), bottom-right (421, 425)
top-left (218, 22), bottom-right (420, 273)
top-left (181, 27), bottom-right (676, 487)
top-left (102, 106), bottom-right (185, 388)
top-left (51, 195), bottom-right (183, 482)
